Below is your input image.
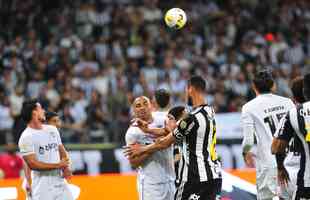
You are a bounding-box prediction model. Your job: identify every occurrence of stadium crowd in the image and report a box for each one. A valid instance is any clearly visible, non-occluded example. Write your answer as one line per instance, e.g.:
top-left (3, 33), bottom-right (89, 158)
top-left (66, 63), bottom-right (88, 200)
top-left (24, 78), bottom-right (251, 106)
top-left (0, 0), bottom-right (310, 145)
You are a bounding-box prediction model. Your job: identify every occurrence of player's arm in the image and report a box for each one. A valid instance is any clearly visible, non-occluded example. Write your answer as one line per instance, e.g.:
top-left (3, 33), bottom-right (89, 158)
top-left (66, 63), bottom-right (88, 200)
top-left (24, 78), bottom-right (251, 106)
top-left (136, 119), bottom-right (170, 137)
top-left (23, 154), bottom-right (69, 170)
top-left (126, 145), bottom-right (153, 169)
top-left (23, 161), bottom-right (32, 185)
top-left (125, 131), bottom-right (154, 169)
top-left (271, 112), bottom-right (294, 154)
top-left (56, 128), bottom-right (73, 178)
top-left (271, 112), bottom-right (294, 185)
top-left (241, 108), bottom-right (256, 167)
top-left (125, 115), bottom-right (195, 157)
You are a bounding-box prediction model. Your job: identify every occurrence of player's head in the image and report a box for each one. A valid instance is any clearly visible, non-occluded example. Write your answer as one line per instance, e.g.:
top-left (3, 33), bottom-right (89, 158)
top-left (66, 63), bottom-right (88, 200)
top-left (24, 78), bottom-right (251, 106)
top-left (133, 96), bottom-right (152, 121)
top-left (303, 73), bottom-right (310, 101)
top-left (154, 89), bottom-right (170, 110)
top-left (21, 99), bottom-right (45, 124)
top-left (168, 106), bottom-right (186, 122)
top-left (187, 76), bottom-right (206, 106)
top-left (252, 70), bottom-right (275, 95)
top-left (291, 76), bottom-right (306, 104)
top-left (46, 111), bottom-right (61, 128)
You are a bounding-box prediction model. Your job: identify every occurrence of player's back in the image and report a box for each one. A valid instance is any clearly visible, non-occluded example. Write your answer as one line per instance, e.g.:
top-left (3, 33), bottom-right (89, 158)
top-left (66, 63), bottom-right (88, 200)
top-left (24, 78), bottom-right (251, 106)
top-left (152, 111), bottom-right (168, 128)
top-left (242, 93), bottom-right (294, 169)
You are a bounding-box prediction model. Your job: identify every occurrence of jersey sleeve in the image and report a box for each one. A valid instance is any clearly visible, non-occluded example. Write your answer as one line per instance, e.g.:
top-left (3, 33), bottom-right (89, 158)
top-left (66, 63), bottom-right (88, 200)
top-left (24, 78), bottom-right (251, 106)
top-left (55, 128), bottom-right (62, 145)
top-left (173, 114), bottom-right (196, 141)
top-left (18, 135), bottom-right (35, 156)
top-left (241, 106), bottom-right (255, 148)
top-left (274, 112), bottom-right (294, 142)
top-left (125, 128), bottom-right (138, 145)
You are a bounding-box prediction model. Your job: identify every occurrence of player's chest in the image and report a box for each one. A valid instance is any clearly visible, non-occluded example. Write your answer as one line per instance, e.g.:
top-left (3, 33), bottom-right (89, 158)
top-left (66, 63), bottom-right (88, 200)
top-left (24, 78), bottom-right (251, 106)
top-left (33, 134), bottom-right (59, 155)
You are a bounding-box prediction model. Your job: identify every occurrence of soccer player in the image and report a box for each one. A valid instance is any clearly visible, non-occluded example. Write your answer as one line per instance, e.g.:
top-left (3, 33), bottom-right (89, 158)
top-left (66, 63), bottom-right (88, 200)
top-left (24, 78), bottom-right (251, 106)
top-left (272, 73), bottom-right (310, 200)
top-left (23, 111), bottom-right (73, 198)
top-left (18, 100), bottom-right (74, 200)
top-left (125, 76), bottom-right (222, 200)
top-left (277, 77), bottom-right (305, 199)
top-left (125, 96), bottom-right (175, 200)
top-left (241, 70), bottom-right (295, 200)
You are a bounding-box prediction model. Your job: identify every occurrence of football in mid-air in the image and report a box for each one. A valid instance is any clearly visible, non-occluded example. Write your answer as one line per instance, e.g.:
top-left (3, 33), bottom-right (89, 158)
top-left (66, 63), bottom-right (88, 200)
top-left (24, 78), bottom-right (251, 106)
top-left (164, 8), bottom-right (187, 29)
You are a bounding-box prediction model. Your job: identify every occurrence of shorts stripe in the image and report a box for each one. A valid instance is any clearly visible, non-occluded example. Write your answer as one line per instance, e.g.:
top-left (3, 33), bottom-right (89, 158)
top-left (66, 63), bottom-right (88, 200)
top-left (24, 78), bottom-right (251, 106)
top-left (175, 182), bottom-right (185, 200)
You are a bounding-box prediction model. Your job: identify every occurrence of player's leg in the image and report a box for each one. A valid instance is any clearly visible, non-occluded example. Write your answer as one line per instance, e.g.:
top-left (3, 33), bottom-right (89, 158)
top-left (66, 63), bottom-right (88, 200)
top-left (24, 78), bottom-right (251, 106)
top-left (49, 177), bottom-right (74, 200)
top-left (31, 176), bottom-right (55, 200)
top-left (257, 167), bottom-right (278, 200)
top-left (139, 182), bottom-right (175, 200)
top-left (174, 181), bottom-right (219, 200)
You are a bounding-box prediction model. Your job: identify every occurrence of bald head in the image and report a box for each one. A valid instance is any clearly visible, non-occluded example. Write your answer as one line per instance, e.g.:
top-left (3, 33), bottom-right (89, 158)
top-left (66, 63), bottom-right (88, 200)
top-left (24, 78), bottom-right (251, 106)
top-left (133, 96), bottom-right (152, 121)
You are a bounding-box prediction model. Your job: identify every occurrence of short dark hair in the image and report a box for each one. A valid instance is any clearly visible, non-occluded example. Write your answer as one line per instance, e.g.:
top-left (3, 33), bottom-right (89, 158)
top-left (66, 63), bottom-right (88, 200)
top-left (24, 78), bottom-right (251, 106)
top-left (303, 73), bottom-right (310, 101)
top-left (45, 111), bottom-right (58, 122)
top-left (253, 70), bottom-right (274, 93)
top-left (188, 76), bottom-right (206, 92)
top-left (154, 89), bottom-right (170, 108)
top-left (21, 99), bottom-right (39, 123)
top-left (168, 106), bottom-right (185, 121)
top-left (291, 77), bottom-right (306, 104)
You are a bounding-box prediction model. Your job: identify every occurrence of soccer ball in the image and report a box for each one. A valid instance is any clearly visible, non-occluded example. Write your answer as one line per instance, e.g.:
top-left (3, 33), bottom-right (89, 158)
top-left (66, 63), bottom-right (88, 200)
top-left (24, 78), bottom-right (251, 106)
top-left (164, 8), bottom-right (187, 29)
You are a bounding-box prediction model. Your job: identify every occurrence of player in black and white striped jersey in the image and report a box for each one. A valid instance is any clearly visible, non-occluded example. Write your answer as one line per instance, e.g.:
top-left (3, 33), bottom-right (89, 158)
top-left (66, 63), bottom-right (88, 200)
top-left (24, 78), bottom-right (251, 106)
top-left (272, 73), bottom-right (310, 200)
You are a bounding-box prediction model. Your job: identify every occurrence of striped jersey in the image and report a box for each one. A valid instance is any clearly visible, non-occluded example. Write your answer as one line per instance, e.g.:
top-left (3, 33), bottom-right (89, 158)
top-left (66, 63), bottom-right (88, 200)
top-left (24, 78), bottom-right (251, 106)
top-left (173, 104), bottom-right (221, 183)
top-left (275, 101), bottom-right (310, 188)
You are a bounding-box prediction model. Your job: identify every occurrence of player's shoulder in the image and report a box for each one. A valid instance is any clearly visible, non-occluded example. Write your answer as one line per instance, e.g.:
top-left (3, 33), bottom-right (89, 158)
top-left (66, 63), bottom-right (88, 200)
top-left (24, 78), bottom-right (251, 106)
top-left (18, 128), bottom-right (33, 144)
top-left (43, 124), bottom-right (58, 132)
top-left (272, 94), bottom-right (294, 103)
top-left (125, 125), bottom-right (141, 136)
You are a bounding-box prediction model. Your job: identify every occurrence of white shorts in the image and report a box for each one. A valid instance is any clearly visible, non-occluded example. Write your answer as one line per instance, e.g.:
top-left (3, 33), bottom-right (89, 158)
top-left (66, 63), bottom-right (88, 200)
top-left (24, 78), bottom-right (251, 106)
top-left (31, 175), bottom-right (74, 200)
top-left (278, 166), bottom-right (298, 200)
top-left (256, 167), bottom-right (278, 200)
top-left (137, 180), bottom-right (175, 200)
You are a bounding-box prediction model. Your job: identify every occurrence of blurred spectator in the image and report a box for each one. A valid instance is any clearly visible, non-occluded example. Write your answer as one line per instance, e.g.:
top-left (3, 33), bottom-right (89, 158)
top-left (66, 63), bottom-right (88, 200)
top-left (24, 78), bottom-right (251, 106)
top-left (0, 0), bottom-right (309, 145)
top-left (0, 143), bottom-right (23, 179)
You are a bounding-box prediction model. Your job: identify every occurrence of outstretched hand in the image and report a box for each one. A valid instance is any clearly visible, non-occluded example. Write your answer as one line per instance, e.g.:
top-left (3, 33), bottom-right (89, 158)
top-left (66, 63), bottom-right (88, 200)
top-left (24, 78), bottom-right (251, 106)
top-left (123, 143), bottom-right (145, 158)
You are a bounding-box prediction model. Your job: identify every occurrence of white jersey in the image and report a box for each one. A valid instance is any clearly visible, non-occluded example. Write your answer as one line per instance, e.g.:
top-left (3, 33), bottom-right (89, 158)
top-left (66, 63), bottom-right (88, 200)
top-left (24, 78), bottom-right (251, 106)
top-left (242, 93), bottom-right (295, 169)
top-left (152, 111), bottom-right (168, 128)
top-left (125, 113), bottom-right (175, 185)
top-left (18, 125), bottom-right (62, 177)
top-left (18, 124), bottom-right (74, 200)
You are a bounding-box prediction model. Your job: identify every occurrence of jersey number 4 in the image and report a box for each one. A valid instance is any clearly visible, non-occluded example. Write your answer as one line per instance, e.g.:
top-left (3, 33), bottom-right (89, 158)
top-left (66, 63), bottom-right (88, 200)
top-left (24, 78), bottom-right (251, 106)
top-left (264, 112), bottom-right (286, 135)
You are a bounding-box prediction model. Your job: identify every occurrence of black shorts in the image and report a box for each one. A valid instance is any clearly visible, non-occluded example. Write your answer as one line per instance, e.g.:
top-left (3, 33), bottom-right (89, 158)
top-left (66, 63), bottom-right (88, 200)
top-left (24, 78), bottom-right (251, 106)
top-left (295, 187), bottom-right (310, 200)
top-left (174, 179), bottom-right (222, 200)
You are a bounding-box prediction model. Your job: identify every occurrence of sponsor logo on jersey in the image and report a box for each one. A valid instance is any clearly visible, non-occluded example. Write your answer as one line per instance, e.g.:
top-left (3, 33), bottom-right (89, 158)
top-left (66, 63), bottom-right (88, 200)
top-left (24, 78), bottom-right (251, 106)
top-left (188, 194), bottom-right (200, 200)
top-left (38, 143), bottom-right (58, 154)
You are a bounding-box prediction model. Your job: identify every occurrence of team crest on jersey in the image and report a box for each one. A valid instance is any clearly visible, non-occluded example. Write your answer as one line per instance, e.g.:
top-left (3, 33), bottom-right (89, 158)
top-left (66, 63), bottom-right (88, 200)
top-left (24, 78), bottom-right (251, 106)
top-left (49, 131), bottom-right (56, 138)
top-left (188, 194), bottom-right (200, 200)
top-left (180, 120), bottom-right (187, 129)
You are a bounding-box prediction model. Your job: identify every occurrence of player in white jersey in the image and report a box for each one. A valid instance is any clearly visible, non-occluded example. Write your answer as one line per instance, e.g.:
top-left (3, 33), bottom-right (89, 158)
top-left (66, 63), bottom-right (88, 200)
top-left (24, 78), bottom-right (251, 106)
top-left (18, 100), bottom-right (74, 200)
top-left (125, 96), bottom-right (175, 200)
top-left (241, 71), bottom-right (295, 200)
top-left (276, 77), bottom-right (305, 200)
